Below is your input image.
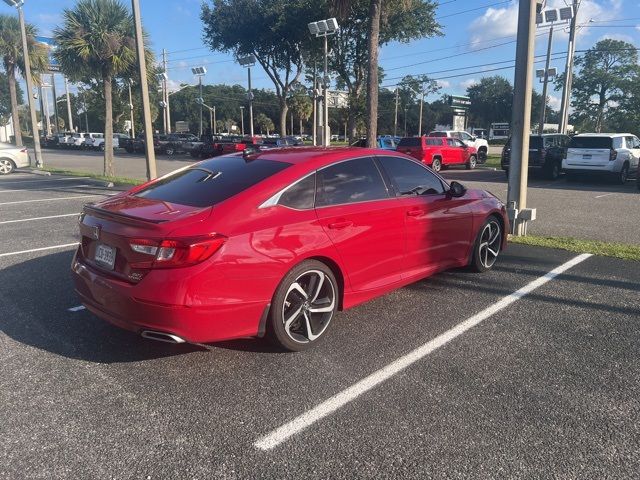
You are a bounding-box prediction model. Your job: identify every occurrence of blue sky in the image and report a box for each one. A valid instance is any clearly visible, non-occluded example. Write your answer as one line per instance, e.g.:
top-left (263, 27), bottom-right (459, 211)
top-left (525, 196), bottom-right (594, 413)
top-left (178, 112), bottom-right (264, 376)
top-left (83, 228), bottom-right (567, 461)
top-left (6, 0), bottom-right (640, 112)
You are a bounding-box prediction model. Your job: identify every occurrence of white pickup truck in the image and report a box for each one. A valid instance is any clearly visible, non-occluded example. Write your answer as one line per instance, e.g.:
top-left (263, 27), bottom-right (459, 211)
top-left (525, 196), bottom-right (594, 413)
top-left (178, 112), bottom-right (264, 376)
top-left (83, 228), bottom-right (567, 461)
top-left (428, 130), bottom-right (489, 163)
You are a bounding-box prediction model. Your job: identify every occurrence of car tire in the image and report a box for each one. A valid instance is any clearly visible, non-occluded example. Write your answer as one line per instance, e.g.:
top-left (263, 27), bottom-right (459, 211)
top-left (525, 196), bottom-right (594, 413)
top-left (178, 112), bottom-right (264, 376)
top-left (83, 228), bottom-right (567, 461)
top-left (545, 161), bottom-right (561, 180)
top-left (267, 260), bottom-right (338, 352)
top-left (125, 147), bottom-right (133, 153)
top-left (470, 216), bottom-right (503, 273)
top-left (99, 144), bottom-right (105, 152)
top-left (466, 155), bottom-right (477, 170)
top-left (478, 148), bottom-right (487, 163)
top-left (616, 163), bottom-right (629, 184)
top-left (165, 147), bottom-right (174, 156)
top-left (0, 158), bottom-right (15, 175)
top-left (431, 157), bottom-right (442, 173)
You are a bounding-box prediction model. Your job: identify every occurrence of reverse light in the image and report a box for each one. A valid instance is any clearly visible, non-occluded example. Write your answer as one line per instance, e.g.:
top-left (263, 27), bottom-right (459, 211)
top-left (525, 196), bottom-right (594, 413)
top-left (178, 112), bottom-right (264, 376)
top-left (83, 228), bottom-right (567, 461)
top-left (129, 235), bottom-right (226, 269)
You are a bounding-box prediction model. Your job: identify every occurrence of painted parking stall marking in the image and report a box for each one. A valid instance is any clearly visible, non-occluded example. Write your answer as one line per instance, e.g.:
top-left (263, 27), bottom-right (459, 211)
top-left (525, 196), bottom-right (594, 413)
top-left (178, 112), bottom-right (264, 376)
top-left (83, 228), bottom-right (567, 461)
top-left (0, 213), bottom-right (79, 225)
top-left (0, 243), bottom-right (78, 258)
top-left (254, 253), bottom-right (593, 451)
top-left (67, 305), bottom-right (86, 312)
top-left (0, 193), bottom-right (113, 206)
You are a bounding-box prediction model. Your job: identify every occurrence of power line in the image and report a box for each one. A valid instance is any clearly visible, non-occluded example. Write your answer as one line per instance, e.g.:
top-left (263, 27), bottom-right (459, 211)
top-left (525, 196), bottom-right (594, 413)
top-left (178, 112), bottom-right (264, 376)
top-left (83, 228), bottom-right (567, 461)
top-left (436, 1), bottom-right (511, 19)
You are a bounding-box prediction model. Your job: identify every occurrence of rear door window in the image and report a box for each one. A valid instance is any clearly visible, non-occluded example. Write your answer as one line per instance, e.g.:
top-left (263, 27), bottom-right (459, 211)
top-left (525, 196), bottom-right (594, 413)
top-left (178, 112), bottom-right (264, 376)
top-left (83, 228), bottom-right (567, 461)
top-left (378, 156), bottom-right (446, 196)
top-left (316, 157), bottom-right (389, 207)
top-left (278, 174), bottom-right (315, 209)
top-left (613, 137), bottom-right (623, 149)
top-left (569, 137), bottom-right (613, 149)
top-left (426, 138), bottom-right (441, 146)
top-left (135, 157), bottom-right (291, 207)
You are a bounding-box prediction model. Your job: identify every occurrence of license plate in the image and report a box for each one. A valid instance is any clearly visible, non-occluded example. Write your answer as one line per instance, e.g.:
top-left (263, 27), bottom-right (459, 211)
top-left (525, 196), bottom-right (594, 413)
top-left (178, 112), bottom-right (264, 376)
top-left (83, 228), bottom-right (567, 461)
top-left (94, 243), bottom-right (116, 270)
top-left (583, 154), bottom-right (592, 159)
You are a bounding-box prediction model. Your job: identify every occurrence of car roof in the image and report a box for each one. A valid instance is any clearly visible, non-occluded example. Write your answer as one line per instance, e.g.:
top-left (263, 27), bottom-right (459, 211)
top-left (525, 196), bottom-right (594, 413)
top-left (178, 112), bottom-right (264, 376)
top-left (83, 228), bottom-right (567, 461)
top-left (574, 133), bottom-right (630, 137)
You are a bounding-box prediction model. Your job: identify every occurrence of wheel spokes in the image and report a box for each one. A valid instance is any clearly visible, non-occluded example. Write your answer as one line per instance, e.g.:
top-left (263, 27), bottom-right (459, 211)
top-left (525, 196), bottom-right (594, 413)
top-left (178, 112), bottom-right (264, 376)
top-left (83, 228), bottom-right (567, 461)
top-left (308, 272), bottom-right (325, 302)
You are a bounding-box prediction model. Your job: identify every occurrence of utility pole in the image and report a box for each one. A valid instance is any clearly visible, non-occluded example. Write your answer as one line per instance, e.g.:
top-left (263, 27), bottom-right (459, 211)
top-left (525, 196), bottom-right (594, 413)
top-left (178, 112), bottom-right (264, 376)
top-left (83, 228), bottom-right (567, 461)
top-left (240, 106), bottom-right (245, 135)
top-left (161, 49), bottom-right (168, 134)
top-left (131, 0), bottom-right (157, 180)
top-left (393, 87), bottom-right (399, 138)
top-left (323, 34), bottom-right (330, 146)
top-left (127, 80), bottom-right (135, 138)
top-left (538, 25), bottom-right (554, 135)
top-left (43, 85), bottom-right (51, 135)
top-left (507, 0), bottom-right (537, 236)
top-left (247, 66), bottom-right (254, 136)
top-left (51, 74), bottom-right (59, 133)
top-left (199, 75), bottom-right (203, 137)
top-left (404, 106), bottom-right (408, 137)
top-left (418, 84), bottom-right (425, 136)
top-left (213, 105), bottom-right (216, 135)
top-left (163, 50), bottom-right (171, 133)
top-left (64, 77), bottom-right (73, 132)
top-left (559, 0), bottom-right (578, 134)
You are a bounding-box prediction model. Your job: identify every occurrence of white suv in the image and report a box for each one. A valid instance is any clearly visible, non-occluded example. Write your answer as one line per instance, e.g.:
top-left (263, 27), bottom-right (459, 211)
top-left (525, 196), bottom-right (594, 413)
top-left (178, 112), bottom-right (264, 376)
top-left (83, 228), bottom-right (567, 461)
top-left (563, 133), bottom-right (640, 184)
top-left (428, 130), bottom-right (489, 162)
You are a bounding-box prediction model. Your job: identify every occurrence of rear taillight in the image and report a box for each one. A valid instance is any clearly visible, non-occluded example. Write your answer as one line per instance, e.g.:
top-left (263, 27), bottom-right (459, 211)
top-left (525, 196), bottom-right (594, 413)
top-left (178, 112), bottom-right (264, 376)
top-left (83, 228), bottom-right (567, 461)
top-left (610, 149), bottom-right (617, 161)
top-left (129, 235), bottom-right (226, 269)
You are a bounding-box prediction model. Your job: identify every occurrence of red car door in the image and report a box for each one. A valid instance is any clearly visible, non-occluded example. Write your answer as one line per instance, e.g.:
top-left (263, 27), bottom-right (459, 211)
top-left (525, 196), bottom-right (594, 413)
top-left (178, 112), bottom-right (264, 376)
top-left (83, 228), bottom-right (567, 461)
top-left (315, 157), bottom-right (405, 291)
top-left (445, 138), bottom-right (465, 165)
top-left (376, 155), bottom-right (474, 276)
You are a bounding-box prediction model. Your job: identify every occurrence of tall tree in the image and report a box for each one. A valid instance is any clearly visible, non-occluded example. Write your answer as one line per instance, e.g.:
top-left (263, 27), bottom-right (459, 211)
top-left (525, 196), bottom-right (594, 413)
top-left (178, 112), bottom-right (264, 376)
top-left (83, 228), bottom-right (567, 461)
top-left (288, 86), bottom-right (313, 135)
top-left (0, 70), bottom-right (23, 127)
top-left (567, 39), bottom-right (639, 132)
top-left (0, 14), bottom-right (47, 146)
top-left (256, 112), bottom-right (275, 135)
top-left (201, 0), bottom-right (319, 136)
top-left (54, 0), bottom-right (154, 177)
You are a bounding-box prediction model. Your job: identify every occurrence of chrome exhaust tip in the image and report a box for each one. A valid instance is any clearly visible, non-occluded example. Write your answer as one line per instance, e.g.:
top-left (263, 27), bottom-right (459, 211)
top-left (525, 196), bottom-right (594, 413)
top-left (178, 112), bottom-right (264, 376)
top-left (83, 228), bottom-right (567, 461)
top-left (141, 330), bottom-right (186, 344)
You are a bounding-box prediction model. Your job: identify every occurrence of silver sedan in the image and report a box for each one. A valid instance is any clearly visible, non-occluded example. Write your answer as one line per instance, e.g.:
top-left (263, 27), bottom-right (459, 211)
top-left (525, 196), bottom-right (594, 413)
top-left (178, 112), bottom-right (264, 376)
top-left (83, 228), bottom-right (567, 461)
top-left (0, 142), bottom-right (30, 175)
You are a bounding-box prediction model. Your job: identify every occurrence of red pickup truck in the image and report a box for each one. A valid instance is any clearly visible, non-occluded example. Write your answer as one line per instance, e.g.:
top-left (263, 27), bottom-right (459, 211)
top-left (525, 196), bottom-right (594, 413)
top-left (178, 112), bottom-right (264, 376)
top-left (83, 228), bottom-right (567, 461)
top-left (396, 136), bottom-right (478, 172)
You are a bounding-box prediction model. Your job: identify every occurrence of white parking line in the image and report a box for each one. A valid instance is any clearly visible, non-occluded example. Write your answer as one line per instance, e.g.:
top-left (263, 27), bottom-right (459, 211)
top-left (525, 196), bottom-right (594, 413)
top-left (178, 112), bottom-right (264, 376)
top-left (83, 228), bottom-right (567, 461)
top-left (0, 243), bottom-right (78, 258)
top-left (254, 253), bottom-right (593, 451)
top-left (0, 213), bottom-right (79, 225)
top-left (0, 184), bottom-right (91, 194)
top-left (0, 194), bottom-right (110, 206)
top-left (68, 305), bottom-right (86, 312)
top-left (594, 192), bottom-right (616, 199)
top-left (0, 176), bottom-right (90, 185)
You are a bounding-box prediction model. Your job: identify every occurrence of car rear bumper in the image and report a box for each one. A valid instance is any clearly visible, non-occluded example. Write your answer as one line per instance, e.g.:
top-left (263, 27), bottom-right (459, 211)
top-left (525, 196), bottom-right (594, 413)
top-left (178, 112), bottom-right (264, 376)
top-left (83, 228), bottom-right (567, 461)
top-left (562, 161), bottom-right (618, 173)
top-left (71, 252), bottom-right (268, 343)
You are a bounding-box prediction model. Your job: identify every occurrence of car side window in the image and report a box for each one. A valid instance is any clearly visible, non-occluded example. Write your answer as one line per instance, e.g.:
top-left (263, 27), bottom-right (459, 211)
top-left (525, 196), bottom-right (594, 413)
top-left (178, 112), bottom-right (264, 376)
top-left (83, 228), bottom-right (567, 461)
top-left (377, 156), bottom-right (446, 196)
top-left (460, 132), bottom-right (471, 140)
top-left (633, 137), bottom-right (640, 149)
top-left (278, 173), bottom-right (316, 210)
top-left (446, 138), bottom-right (457, 147)
top-left (613, 137), bottom-right (623, 149)
top-left (316, 157), bottom-right (389, 207)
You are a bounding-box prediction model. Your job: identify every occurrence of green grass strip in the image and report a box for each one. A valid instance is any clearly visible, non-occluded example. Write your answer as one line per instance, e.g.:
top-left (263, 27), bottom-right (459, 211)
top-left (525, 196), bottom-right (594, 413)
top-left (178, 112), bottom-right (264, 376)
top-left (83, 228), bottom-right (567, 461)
top-left (509, 235), bottom-right (640, 262)
top-left (41, 168), bottom-right (143, 186)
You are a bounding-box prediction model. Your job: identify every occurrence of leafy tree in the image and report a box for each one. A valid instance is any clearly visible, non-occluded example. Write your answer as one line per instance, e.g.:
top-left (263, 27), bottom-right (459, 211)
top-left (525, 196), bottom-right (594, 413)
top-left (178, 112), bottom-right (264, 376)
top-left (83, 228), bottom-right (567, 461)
top-left (0, 70), bottom-right (23, 128)
top-left (288, 87), bottom-right (313, 135)
top-left (0, 14), bottom-right (47, 146)
top-left (256, 112), bottom-right (275, 135)
top-left (54, 0), bottom-right (154, 177)
top-left (397, 74), bottom-right (440, 134)
top-left (329, 0), bottom-right (440, 142)
top-left (201, 0), bottom-right (319, 136)
top-left (566, 39), bottom-right (639, 132)
top-left (466, 76), bottom-right (513, 129)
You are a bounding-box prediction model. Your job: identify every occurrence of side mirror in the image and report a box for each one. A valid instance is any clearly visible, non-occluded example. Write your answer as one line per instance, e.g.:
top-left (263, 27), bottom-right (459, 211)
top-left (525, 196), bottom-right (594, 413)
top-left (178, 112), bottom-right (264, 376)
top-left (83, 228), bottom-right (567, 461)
top-left (448, 181), bottom-right (466, 198)
top-left (470, 136), bottom-right (476, 141)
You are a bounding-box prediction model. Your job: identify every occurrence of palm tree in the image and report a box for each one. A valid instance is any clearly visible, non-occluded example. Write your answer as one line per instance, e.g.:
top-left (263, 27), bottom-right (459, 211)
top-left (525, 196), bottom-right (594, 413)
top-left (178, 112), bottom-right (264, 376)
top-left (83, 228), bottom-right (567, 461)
top-left (54, 0), bottom-right (148, 177)
top-left (0, 14), bottom-right (47, 146)
top-left (289, 90), bottom-right (313, 136)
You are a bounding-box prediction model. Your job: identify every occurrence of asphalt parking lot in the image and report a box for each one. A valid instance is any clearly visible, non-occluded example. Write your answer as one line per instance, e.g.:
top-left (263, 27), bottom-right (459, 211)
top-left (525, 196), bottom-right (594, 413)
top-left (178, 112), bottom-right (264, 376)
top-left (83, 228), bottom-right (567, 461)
top-left (1, 172), bottom-right (639, 479)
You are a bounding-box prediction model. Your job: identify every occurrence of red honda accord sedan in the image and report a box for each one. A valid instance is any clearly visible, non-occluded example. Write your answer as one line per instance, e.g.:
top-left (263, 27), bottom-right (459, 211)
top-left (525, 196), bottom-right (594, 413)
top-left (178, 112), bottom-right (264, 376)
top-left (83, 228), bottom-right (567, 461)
top-left (72, 147), bottom-right (508, 351)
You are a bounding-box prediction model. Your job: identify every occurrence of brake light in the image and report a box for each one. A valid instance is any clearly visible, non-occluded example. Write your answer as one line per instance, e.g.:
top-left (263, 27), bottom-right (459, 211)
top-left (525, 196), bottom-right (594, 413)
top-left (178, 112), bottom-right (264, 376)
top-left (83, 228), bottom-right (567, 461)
top-left (610, 149), bottom-right (617, 161)
top-left (129, 235), bottom-right (226, 268)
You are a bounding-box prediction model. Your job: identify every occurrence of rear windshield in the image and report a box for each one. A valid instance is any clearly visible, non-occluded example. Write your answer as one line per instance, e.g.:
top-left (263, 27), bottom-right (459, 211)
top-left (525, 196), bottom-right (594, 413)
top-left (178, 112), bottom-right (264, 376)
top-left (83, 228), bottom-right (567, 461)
top-left (398, 138), bottom-right (422, 147)
top-left (569, 137), bottom-right (613, 149)
top-left (429, 132), bottom-right (447, 137)
top-left (135, 157), bottom-right (291, 207)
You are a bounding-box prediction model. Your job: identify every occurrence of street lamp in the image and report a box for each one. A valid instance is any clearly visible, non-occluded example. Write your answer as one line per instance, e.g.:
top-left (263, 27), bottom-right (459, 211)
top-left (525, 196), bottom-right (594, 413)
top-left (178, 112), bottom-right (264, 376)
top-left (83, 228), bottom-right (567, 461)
top-left (308, 17), bottom-right (338, 147)
top-left (238, 55), bottom-right (256, 137)
top-left (127, 79), bottom-right (135, 138)
top-left (3, 0), bottom-right (43, 166)
top-left (157, 72), bottom-right (168, 134)
top-left (195, 98), bottom-right (216, 135)
top-left (191, 66), bottom-right (207, 136)
top-left (239, 105), bottom-right (245, 135)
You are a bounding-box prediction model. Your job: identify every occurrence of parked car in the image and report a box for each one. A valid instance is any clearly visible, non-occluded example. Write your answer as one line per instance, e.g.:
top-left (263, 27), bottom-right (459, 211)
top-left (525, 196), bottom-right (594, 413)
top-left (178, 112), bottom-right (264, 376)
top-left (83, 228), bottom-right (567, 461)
top-left (122, 134), bottom-right (164, 154)
top-left (0, 142), bottom-right (30, 175)
top-left (501, 134), bottom-right (570, 180)
top-left (261, 136), bottom-right (304, 149)
top-left (397, 136), bottom-right (478, 172)
top-left (88, 133), bottom-right (130, 151)
top-left (563, 133), bottom-right (640, 184)
top-left (350, 137), bottom-right (397, 150)
top-left (162, 133), bottom-right (199, 155)
top-left (71, 147), bottom-right (508, 350)
top-left (429, 130), bottom-right (489, 162)
top-left (69, 132), bottom-right (93, 149)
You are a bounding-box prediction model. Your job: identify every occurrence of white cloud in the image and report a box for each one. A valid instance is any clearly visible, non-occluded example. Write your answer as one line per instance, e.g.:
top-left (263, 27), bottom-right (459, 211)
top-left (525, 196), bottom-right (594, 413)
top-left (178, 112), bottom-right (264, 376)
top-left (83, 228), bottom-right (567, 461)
top-left (597, 33), bottom-right (634, 43)
top-left (459, 78), bottom-right (478, 90)
top-left (547, 94), bottom-right (561, 110)
top-left (437, 80), bottom-right (451, 89)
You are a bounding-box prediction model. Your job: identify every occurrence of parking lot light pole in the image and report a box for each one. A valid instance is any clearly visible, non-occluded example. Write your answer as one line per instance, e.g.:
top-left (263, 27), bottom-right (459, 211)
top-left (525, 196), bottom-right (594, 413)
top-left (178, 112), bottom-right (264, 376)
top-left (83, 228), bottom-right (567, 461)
top-left (239, 105), bottom-right (245, 135)
top-left (4, 0), bottom-right (43, 166)
top-left (507, 0), bottom-right (538, 236)
top-left (64, 77), bottom-right (73, 132)
top-left (238, 55), bottom-right (256, 137)
top-left (127, 79), bottom-right (135, 138)
top-left (394, 87), bottom-right (399, 138)
top-left (308, 18), bottom-right (339, 147)
top-left (131, 0), bottom-right (157, 180)
top-left (191, 66), bottom-right (206, 137)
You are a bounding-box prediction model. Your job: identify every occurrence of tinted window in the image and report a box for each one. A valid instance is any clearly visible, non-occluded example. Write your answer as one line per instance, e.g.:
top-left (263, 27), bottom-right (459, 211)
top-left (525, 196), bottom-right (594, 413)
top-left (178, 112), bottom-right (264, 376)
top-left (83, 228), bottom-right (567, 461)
top-left (278, 174), bottom-right (315, 209)
top-left (381, 138), bottom-right (394, 149)
top-left (569, 137), bottom-right (613, 149)
top-left (316, 158), bottom-right (389, 207)
top-left (529, 136), bottom-right (543, 148)
top-left (136, 157), bottom-right (291, 207)
top-left (446, 138), bottom-right (463, 147)
top-left (426, 138), bottom-right (441, 146)
top-left (430, 132), bottom-right (447, 137)
top-left (398, 138), bottom-right (422, 147)
top-left (378, 156), bottom-right (446, 196)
